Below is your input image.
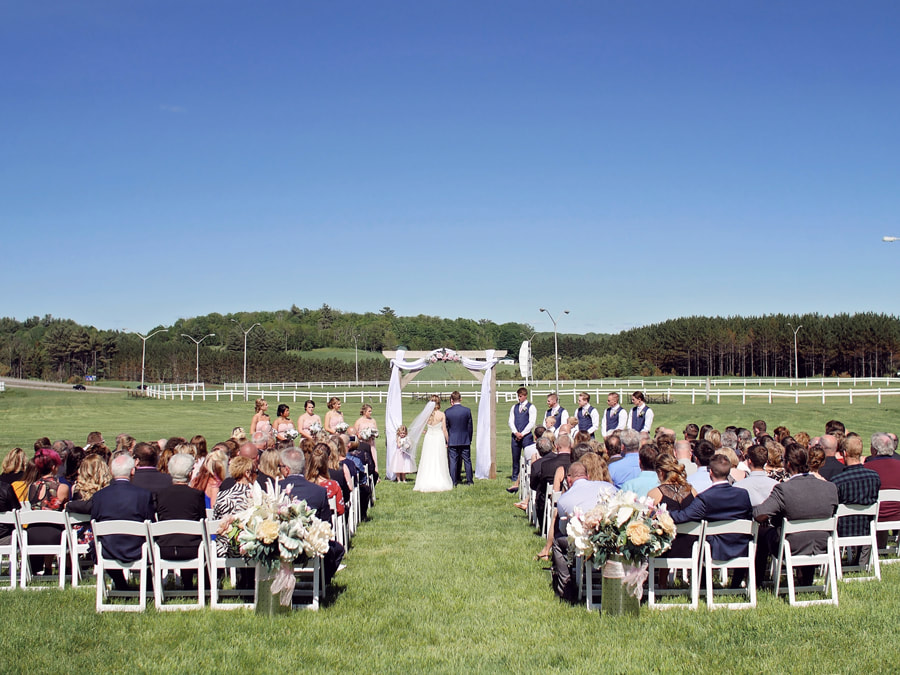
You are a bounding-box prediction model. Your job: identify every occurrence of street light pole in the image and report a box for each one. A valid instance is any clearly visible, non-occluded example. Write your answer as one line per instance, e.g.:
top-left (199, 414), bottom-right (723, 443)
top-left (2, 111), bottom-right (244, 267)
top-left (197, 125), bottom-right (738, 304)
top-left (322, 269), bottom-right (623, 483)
top-left (181, 333), bottom-right (215, 384)
top-left (131, 328), bottom-right (168, 392)
top-left (352, 334), bottom-right (360, 384)
top-left (788, 323), bottom-right (803, 381)
top-left (540, 308), bottom-right (569, 395)
top-left (231, 319), bottom-right (260, 401)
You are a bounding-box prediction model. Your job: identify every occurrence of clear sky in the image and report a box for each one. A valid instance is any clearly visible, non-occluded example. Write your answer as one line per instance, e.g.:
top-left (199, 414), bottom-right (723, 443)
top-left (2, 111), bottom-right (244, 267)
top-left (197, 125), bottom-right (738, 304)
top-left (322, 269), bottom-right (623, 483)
top-left (3, 2), bottom-right (898, 335)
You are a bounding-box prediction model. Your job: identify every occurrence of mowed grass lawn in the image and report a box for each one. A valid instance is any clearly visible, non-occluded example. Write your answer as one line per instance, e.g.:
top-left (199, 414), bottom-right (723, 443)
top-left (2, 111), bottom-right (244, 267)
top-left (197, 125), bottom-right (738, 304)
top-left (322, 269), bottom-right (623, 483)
top-left (2, 386), bottom-right (900, 673)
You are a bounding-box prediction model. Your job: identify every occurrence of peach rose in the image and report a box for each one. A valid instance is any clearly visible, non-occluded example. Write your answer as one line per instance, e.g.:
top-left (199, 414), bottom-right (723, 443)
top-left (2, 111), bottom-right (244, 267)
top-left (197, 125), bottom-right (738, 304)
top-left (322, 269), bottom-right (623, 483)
top-left (626, 521), bottom-right (651, 546)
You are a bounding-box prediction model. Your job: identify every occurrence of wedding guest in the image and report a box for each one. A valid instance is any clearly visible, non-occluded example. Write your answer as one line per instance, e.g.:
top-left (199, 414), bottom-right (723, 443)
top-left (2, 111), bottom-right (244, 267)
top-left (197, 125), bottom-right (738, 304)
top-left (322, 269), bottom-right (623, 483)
top-left (0, 447), bottom-right (28, 502)
top-left (647, 454), bottom-right (697, 586)
top-left (830, 435), bottom-right (880, 569)
top-left (734, 445), bottom-right (777, 506)
top-left (191, 449), bottom-right (228, 508)
top-left (190, 435), bottom-right (208, 460)
top-left (817, 435), bottom-right (844, 480)
top-left (156, 453), bottom-right (205, 589)
top-left (306, 444), bottom-right (344, 516)
top-left (67, 453), bottom-right (113, 514)
top-left (213, 457), bottom-right (257, 557)
top-left (608, 429), bottom-right (641, 489)
top-left (687, 440), bottom-right (716, 493)
top-left (131, 441), bottom-right (173, 505)
top-left (256, 449), bottom-right (282, 491)
top-left (765, 441), bottom-right (788, 482)
top-left (26, 448), bottom-right (69, 575)
top-left (324, 397), bottom-right (345, 434)
top-left (0, 479), bottom-right (19, 546)
top-left (115, 434), bottom-right (136, 454)
top-left (530, 434), bottom-right (572, 533)
top-left (621, 444), bottom-right (660, 497)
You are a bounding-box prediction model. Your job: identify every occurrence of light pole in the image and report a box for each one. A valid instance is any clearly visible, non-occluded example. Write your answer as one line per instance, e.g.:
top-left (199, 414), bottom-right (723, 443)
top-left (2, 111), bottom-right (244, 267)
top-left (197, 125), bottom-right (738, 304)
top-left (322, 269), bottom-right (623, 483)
top-left (131, 328), bottom-right (168, 391)
top-left (352, 334), bottom-right (360, 385)
top-left (231, 319), bottom-right (260, 401)
top-left (181, 333), bottom-right (215, 385)
top-left (540, 308), bottom-right (569, 395)
top-left (788, 323), bottom-right (802, 381)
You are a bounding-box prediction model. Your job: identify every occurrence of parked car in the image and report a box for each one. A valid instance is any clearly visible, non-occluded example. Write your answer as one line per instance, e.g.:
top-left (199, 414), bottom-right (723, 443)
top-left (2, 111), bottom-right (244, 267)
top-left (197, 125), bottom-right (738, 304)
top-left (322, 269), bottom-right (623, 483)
top-left (73, 384), bottom-right (86, 391)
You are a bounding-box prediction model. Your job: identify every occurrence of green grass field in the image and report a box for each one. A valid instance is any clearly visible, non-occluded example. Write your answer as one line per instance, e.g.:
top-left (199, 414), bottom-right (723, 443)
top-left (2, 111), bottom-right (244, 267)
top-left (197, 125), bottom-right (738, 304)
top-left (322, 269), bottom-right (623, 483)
top-left (3, 386), bottom-right (900, 673)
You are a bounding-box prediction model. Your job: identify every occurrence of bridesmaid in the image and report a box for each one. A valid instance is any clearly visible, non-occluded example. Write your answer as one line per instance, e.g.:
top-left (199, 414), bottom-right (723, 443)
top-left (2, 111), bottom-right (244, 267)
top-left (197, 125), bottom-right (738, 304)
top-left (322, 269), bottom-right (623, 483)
top-left (323, 397), bottom-right (345, 434)
top-left (251, 398), bottom-right (272, 437)
top-left (297, 399), bottom-right (322, 440)
top-left (354, 404), bottom-right (380, 474)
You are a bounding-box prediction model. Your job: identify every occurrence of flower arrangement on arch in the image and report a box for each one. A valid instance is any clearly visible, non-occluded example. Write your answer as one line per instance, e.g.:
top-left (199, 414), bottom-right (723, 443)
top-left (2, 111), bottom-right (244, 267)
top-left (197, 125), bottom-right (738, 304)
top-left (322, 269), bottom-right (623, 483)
top-left (220, 481), bottom-right (334, 605)
top-left (568, 490), bottom-right (676, 566)
top-left (427, 348), bottom-right (461, 364)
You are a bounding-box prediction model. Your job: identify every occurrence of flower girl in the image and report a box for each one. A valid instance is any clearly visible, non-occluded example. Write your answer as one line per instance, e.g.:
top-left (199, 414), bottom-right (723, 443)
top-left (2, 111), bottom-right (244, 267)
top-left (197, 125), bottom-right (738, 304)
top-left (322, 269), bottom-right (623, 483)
top-left (390, 425), bottom-right (416, 482)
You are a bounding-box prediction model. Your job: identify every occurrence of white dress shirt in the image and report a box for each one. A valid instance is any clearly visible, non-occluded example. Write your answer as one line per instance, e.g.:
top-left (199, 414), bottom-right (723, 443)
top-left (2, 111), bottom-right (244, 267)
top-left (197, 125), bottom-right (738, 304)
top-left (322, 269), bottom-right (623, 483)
top-left (545, 404), bottom-right (569, 428)
top-left (576, 404), bottom-right (600, 436)
top-left (626, 404), bottom-right (654, 432)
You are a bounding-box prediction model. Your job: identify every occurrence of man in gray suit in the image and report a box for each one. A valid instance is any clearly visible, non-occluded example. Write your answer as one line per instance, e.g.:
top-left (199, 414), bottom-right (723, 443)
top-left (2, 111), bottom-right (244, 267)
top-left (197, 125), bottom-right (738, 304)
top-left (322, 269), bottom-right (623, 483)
top-left (754, 445), bottom-right (838, 585)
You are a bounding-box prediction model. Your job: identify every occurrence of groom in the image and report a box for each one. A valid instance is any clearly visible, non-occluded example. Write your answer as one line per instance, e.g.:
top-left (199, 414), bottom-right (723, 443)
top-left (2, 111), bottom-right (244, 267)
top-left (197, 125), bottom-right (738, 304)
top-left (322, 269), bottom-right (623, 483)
top-left (445, 390), bottom-right (474, 486)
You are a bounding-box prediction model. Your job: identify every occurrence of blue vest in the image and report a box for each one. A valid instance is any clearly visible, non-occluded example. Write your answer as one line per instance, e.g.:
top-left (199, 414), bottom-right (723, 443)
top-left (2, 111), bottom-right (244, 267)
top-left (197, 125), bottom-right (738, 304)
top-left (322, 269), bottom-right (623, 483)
top-left (545, 407), bottom-right (567, 424)
top-left (513, 402), bottom-right (531, 433)
top-left (631, 406), bottom-right (648, 432)
top-left (605, 407), bottom-right (620, 432)
top-left (576, 406), bottom-right (595, 434)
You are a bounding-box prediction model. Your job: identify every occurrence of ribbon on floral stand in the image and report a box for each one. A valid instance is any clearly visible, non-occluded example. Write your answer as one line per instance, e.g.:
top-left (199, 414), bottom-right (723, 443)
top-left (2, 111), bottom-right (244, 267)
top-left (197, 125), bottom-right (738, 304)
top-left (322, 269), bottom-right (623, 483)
top-left (270, 561), bottom-right (297, 606)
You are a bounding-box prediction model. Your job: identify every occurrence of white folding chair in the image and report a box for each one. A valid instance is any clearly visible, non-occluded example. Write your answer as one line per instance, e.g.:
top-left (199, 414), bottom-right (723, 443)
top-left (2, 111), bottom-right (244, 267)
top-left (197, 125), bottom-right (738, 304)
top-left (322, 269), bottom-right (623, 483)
top-left (290, 556), bottom-right (323, 610)
top-left (875, 489), bottom-right (900, 563)
top-left (834, 503), bottom-right (880, 582)
top-left (66, 511), bottom-right (93, 588)
top-left (328, 497), bottom-right (348, 550)
top-left (348, 479), bottom-right (360, 537)
top-left (541, 485), bottom-right (559, 539)
top-left (702, 519), bottom-right (758, 610)
top-left (584, 557), bottom-right (604, 611)
top-left (147, 520), bottom-right (206, 611)
top-left (648, 521), bottom-right (705, 610)
top-left (0, 511), bottom-right (20, 589)
top-left (772, 516), bottom-right (839, 607)
top-left (203, 518), bottom-right (255, 610)
top-left (17, 509), bottom-right (70, 589)
top-left (92, 519), bottom-right (150, 612)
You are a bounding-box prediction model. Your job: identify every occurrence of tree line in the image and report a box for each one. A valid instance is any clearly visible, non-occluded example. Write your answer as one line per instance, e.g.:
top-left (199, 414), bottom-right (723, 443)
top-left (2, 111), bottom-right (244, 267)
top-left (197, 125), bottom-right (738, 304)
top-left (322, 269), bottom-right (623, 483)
top-left (1, 310), bottom-right (897, 384)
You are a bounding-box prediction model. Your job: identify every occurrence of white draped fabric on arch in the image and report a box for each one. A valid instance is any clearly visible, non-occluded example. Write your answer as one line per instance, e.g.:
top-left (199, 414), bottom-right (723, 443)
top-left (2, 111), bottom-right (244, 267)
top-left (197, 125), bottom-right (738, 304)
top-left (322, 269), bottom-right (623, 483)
top-left (384, 348), bottom-right (500, 481)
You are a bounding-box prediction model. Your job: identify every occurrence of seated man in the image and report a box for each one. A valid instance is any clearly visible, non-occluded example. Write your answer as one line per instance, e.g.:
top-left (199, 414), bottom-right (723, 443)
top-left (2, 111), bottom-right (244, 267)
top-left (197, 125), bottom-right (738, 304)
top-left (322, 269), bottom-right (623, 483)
top-left (281, 449), bottom-right (345, 584)
top-left (155, 453), bottom-right (206, 590)
top-left (621, 444), bottom-right (660, 497)
top-left (830, 434), bottom-right (880, 568)
top-left (754, 446), bottom-right (839, 586)
top-left (671, 454), bottom-right (754, 587)
top-left (551, 462), bottom-right (615, 601)
top-left (91, 453), bottom-right (155, 590)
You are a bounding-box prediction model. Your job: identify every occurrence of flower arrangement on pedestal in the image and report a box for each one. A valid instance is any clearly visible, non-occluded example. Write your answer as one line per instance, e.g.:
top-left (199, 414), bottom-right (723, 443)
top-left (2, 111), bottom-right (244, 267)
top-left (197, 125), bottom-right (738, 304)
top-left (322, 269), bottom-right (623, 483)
top-left (568, 490), bottom-right (676, 602)
top-left (221, 482), bottom-right (333, 606)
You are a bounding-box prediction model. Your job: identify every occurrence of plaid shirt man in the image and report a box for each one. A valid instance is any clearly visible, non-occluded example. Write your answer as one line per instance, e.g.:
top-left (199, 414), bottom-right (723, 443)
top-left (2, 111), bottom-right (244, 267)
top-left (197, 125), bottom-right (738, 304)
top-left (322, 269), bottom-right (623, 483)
top-left (830, 464), bottom-right (881, 536)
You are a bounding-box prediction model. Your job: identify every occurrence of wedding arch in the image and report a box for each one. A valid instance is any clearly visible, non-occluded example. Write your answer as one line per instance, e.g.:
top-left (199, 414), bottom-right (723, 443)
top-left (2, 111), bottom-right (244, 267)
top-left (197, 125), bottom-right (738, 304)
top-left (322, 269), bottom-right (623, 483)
top-left (382, 348), bottom-right (506, 481)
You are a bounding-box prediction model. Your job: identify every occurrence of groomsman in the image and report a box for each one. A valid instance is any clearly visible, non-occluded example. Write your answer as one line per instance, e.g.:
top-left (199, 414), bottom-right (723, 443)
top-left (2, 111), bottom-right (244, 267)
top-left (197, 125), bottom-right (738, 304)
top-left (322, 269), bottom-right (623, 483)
top-left (445, 391), bottom-right (474, 486)
top-left (626, 391), bottom-right (654, 434)
top-left (574, 392), bottom-right (600, 438)
top-left (601, 392), bottom-right (627, 439)
top-left (545, 393), bottom-right (569, 429)
top-left (508, 386), bottom-right (536, 490)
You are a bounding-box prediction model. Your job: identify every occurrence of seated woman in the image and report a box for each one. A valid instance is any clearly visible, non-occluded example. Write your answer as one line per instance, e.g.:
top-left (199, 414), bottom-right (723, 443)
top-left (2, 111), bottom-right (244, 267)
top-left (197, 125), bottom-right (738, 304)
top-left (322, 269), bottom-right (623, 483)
top-left (0, 447), bottom-right (28, 502)
top-left (306, 444), bottom-right (344, 517)
top-left (647, 454), bottom-right (698, 565)
top-left (213, 456), bottom-right (257, 558)
top-left (26, 449), bottom-right (70, 575)
top-left (190, 449), bottom-right (228, 508)
top-left (256, 449), bottom-right (282, 491)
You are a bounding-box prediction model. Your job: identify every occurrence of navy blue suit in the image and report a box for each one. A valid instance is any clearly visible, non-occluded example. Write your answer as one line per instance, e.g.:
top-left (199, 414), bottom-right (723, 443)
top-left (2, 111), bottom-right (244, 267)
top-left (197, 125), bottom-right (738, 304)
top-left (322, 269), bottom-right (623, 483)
top-left (281, 475), bottom-right (344, 582)
top-left (91, 479), bottom-right (155, 563)
top-left (445, 403), bottom-right (474, 485)
top-left (670, 482), bottom-right (753, 560)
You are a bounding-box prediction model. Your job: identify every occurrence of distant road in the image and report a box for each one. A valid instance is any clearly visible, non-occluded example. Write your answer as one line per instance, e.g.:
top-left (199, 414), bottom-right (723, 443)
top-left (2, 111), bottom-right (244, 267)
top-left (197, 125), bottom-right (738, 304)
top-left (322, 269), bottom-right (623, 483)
top-left (0, 377), bottom-right (126, 394)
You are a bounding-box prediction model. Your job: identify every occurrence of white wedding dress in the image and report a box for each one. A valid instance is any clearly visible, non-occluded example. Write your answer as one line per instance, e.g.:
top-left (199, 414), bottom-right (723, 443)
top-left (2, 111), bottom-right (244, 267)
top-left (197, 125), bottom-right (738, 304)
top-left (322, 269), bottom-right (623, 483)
top-left (413, 423), bottom-right (453, 493)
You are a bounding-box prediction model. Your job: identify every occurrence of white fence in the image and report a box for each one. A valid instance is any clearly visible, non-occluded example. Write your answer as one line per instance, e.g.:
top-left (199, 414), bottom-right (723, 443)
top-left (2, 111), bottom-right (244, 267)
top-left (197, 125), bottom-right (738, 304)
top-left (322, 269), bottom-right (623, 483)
top-left (0, 381), bottom-right (5, 393)
top-left (147, 380), bottom-right (900, 406)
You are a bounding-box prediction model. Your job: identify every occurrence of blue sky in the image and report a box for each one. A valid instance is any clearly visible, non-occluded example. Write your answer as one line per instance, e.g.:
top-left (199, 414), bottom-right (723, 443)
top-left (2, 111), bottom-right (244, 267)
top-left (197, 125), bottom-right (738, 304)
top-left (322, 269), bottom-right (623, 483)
top-left (3, 2), bottom-right (898, 335)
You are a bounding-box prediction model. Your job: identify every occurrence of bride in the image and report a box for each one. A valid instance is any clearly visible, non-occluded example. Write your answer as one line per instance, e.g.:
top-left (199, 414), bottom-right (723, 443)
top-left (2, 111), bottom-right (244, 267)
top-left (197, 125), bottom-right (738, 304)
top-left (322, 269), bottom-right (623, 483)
top-left (412, 395), bottom-right (453, 493)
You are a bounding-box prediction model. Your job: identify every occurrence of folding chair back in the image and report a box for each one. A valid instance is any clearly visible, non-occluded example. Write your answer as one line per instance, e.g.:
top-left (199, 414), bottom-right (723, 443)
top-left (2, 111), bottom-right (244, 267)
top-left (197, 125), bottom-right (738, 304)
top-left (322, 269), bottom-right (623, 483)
top-left (702, 519), bottom-right (758, 609)
top-left (92, 519), bottom-right (150, 612)
top-left (773, 516), bottom-right (838, 607)
top-left (147, 519), bottom-right (206, 611)
top-left (0, 511), bottom-right (19, 589)
top-left (203, 518), bottom-right (255, 610)
top-left (17, 509), bottom-right (70, 589)
top-left (876, 489), bottom-right (900, 563)
top-left (66, 511), bottom-right (93, 588)
top-left (834, 502), bottom-right (880, 581)
top-left (648, 520), bottom-right (705, 610)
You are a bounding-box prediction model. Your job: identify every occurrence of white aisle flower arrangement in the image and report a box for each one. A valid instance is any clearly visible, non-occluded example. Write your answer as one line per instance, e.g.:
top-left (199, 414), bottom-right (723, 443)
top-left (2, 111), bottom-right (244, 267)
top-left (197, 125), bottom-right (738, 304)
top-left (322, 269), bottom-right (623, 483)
top-left (221, 481), bottom-right (333, 606)
top-left (568, 490), bottom-right (676, 599)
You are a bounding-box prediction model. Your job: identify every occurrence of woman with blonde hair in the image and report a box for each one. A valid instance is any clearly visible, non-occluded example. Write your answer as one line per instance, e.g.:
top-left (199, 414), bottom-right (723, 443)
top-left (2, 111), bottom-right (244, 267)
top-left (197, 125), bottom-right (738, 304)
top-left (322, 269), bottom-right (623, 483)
top-left (354, 404), bottom-right (379, 472)
top-left (251, 398), bottom-right (272, 437)
top-left (765, 441), bottom-right (788, 482)
top-left (0, 447), bottom-right (28, 502)
top-left (190, 449), bottom-right (228, 508)
top-left (257, 449), bottom-right (282, 491)
top-left (704, 429), bottom-right (722, 450)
